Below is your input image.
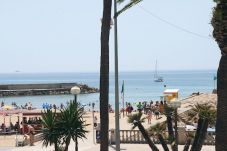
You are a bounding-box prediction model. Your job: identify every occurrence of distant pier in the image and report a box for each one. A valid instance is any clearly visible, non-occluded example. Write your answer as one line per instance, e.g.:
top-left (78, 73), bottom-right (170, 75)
top-left (0, 83), bottom-right (99, 97)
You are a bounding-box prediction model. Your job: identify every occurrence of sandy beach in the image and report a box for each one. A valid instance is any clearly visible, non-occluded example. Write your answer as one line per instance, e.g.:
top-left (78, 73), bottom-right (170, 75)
top-left (0, 93), bottom-right (217, 151)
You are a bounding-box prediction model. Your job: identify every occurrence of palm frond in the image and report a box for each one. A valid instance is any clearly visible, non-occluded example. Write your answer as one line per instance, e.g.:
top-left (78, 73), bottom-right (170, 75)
top-left (115, 0), bottom-right (142, 18)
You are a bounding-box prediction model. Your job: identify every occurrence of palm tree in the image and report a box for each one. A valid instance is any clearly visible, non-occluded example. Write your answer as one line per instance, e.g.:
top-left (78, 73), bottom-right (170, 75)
top-left (211, 1), bottom-right (227, 150)
top-left (99, 0), bottom-right (112, 150)
top-left (148, 123), bottom-right (169, 151)
top-left (163, 104), bottom-right (175, 151)
top-left (186, 103), bottom-right (216, 151)
top-left (57, 101), bottom-right (89, 151)
top-left (115, 0), bottom-right (143, 18)
top-left (183, 132), bottom-right (194, 151)
top-left (41, 109), bottom-right (61, 151)
top-left (128, 113), bottom-right (159, 151)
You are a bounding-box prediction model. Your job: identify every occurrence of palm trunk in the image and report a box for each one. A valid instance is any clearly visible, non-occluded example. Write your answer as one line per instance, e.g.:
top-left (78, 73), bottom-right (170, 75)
top-left (158, 134), bottom-right (169, 151)
top-left (167, 115), bottom-right (174, 140)
top-left (216, 54), bottom-right (227, 151)
top-left (166, 115), bottom-right (175, 151)
top-left (54, 141), bottom-right (58, 151)
top-left (100, 0), bottom-right (112, 151)
top-left (212, 1), bottom-right (227, 150)
top-left (137, 122), bottom-right (159, 151)
top-left (183, 139), bottom-right (192, 151)
top-left (190, 118), bottom-right (203, 151)
top-left (64, 137), bottom-right (71, 151)
top-left (195, 119), bottom-right (209, 151)
top-left (75, 136), bottom-right (78, 151)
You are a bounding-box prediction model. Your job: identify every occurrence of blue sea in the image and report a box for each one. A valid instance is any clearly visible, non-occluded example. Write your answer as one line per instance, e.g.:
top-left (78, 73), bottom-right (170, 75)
top-left (0, 70), bottom-right (216, 110)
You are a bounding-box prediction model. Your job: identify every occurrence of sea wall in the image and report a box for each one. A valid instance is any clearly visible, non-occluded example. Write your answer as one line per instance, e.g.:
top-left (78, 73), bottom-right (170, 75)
top-left (0, 83), bottom-right (99, 97)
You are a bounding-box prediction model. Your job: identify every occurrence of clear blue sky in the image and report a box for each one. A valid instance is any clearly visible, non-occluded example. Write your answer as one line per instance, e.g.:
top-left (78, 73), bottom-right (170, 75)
top-left (0, 0), bottom-right (220, 73)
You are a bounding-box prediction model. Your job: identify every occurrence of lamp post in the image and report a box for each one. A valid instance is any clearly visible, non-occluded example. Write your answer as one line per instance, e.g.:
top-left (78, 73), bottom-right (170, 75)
top-left (92, 102), bottom-right (96, 144)
top-left (170, 100), bottom-right (181, 151)
top-left (70, 86), bottom-right (81, 151)
top-left (70, 86), bottom-right (81, 104)
top-left (113, 0), bottom-right (120, 150)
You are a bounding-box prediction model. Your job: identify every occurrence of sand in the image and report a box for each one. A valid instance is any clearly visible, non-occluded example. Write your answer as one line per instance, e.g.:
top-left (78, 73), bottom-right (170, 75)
top-left (0, 93), bottom-right (217, 151)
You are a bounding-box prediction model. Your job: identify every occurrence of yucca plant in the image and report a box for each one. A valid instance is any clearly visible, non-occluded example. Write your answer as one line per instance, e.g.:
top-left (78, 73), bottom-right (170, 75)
top-left (163, 104), bottom-right (176, 151)
top-left (187, 103), bottom-right (216, 151)
top-left (128, 113), bottom-right (159, 151)
top-left (149, 122), bottom-right (169, 151)
top-left (183, 132), bottom-right (195, 151)
top-left (41, 109), bottom-right (61, 151)
top-left (57, 101), bottom-right (89, 151)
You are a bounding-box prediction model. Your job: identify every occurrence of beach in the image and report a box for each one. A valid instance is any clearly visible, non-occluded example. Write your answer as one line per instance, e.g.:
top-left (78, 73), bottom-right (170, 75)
top-left (0, 92), bottom-right (217, 151)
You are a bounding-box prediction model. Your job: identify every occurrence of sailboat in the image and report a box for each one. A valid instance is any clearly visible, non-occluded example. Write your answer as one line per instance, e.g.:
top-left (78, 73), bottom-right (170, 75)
top-left (154, 60), bottom-right (163, 82)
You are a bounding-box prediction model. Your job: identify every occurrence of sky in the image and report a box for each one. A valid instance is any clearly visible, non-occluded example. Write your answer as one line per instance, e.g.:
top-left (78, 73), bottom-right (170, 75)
top-left (0, 0), bottom-right (221, 73)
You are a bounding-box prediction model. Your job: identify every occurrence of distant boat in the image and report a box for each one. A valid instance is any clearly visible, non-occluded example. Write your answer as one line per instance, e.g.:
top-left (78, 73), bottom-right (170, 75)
top-left (154, 60), bottom-right (163, 82)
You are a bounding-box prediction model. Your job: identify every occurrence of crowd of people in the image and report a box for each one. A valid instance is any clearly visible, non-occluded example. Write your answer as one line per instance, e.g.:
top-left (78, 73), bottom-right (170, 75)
top-left (124, 100), bottom-right (167, 124)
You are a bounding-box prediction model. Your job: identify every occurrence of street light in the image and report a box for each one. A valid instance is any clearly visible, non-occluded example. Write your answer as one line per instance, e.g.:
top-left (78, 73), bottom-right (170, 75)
top-left (70, 86), bottom-right (81, 151)
top-left (92, 102), bottom-right (96, 144)
top-left (70, 86), bottom-right (81, 104)
top-left (113, 0), bottom-right (120, 150)
top-left (170, 100), bottom-right (181, 151)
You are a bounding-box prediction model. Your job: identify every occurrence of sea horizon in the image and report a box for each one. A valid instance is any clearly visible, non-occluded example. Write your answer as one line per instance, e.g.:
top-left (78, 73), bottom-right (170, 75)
top-left (0, 70), bottom-right (217, 110)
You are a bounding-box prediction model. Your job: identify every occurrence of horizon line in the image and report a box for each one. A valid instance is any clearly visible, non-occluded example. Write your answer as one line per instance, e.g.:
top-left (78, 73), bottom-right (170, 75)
top-left (0, 69), bottom-right (217, 74)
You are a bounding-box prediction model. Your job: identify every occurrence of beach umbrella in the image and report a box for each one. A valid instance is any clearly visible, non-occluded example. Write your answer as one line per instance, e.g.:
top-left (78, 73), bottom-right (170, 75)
top-left (3, 105), bottom-right (13, 110)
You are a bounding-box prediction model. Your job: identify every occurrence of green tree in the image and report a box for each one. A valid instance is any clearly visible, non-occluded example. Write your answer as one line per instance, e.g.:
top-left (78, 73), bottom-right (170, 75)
top-left (115, 0), bottom-right (143, 18)
top-left (99, 0), bottom-right (112, 150)
top-left (41, 109), bottom-right (61, 151)
top-left (211, 0), bottom-right (227, 150)
top-left (183, 132), bottom-right (195, 151)
top-left (148, 123), bottom-right (170, 151)
top-left (163, 104), bottom-right (176, 151)
top-left (128, 113), bottom-right (159, 151)
top-left (57, 101), bottom-right (89, 151)
top-left (186, 103), bottom-right (216, 151)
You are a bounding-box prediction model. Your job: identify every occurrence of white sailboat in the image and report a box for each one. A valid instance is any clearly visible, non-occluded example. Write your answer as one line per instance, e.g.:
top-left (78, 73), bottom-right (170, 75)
top-left (154, 60), bottom-right (163, 82)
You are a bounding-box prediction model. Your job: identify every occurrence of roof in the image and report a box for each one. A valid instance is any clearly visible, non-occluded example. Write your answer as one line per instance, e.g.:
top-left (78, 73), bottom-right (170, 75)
top-left (163, 89), bottom-right (179, 94)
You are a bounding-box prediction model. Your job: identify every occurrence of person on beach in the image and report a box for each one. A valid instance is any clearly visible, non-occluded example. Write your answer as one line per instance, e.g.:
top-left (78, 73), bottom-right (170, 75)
top-left (27, 125), bottom-right (34, 146)
top-left (154, 107), bottom-right (160, 120)
top-left (137, 102), bottom-right (143, 113)
top-left (127, 103), bottom-right (133, 115)
top-left (94, 116), bottom-right (97, 127)
top-left (147, 110), bottom-right (152, 124)
top-left (159, 101), bottom-right (164, 114)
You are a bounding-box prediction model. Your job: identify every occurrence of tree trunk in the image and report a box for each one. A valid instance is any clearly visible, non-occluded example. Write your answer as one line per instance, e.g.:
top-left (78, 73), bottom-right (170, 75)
top-left (100, 0), bottom-right (112, 151)
top-left (216, 55), bottom-right (227, 151)
top-left (166, 115), bottom-right (175, 151)
top-left (190, 118), bottom-right (203, 151)
top-left (195, 119), bottom-right (209, 151)
top-left (167, 115), bottom-right (174, 140)
top-left (64, 137), bottom-right (71, 151)
top-left (75, 136), bottom-right (78, 151)
top-left (54, 141), bottom-right (58, 151)
top-left (137, 122), bottom-right (159, 151)
top-left (212, 2), bottom-right (227, 150)
top-left (183, 139), bottom-right (192, 151)
top-left (158, 134), bottom-right (169, 151)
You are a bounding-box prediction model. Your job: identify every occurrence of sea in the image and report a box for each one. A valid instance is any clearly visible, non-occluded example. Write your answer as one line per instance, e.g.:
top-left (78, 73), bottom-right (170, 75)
top-left (0, 70), bottom-right (217, 110)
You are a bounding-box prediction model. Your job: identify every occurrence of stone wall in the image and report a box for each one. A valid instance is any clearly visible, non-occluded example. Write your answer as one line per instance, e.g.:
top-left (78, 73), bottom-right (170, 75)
top-left (0, 83), bottom-right (99, 97)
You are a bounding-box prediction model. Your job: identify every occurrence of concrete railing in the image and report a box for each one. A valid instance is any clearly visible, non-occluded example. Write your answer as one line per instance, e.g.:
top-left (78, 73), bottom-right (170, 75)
top-left (104, 129), bottom-right (215, 145)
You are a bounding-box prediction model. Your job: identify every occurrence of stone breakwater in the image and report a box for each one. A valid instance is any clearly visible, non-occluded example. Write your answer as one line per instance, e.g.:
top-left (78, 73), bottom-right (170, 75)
top-left (0, 83), bottom-right (99, 97)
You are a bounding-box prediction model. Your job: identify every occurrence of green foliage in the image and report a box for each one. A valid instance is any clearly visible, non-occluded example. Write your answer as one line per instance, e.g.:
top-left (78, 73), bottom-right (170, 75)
top-left (115, 0), bottom-right (143, 18)
top-left (127, 112), bottom-right (146, 129)
top-left (187, 103), bottom-right (216, 126)
top-left (41, 109), bottom-right (61, 149)
top-left (41, 101), bottom-right (89, 151)
top-left (148, 122), bottom-right (166, 136)
top-left (57, 101), bottom-right (89, 143)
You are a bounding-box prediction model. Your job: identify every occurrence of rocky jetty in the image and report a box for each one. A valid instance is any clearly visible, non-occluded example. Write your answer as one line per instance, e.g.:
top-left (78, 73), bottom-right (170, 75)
top-left (0, 83), bottom-right (99, 97)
